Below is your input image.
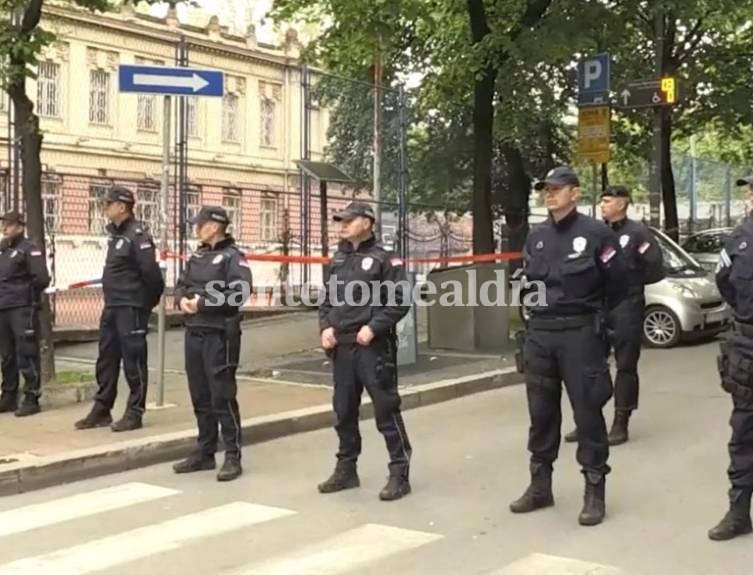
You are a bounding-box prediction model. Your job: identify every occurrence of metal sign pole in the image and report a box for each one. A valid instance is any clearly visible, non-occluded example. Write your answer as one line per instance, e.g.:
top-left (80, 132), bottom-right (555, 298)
top-left (156, 95), bottom-right (171, 408)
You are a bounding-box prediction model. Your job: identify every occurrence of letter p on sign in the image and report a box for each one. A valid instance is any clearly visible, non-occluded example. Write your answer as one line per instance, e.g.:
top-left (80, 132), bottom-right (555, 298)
top-left (584, 61), bottom-right (601, 90)
top-left (578, 53), bottom-right (609, 94)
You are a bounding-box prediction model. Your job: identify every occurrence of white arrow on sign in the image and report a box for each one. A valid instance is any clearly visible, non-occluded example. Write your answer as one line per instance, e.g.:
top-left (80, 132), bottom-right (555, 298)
top-left (132, 73), bottom-right (209, 93)
top-left (620, 89), bottom-right (631, 106)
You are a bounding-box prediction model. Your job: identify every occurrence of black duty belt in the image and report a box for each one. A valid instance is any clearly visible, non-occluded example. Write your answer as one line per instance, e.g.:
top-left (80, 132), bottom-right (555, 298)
top-left (336, 331), bottom-right (359, 344)
top-left (528, 314), bottom-right (596, 331)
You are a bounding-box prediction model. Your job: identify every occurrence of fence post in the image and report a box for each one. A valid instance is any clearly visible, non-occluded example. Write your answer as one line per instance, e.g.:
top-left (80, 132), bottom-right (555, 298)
top-left (724, 165), bottom-right (732, 227)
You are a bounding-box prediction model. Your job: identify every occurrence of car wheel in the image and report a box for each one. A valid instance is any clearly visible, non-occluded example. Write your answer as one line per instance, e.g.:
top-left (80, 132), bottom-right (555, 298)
top-left (643, 305), bottom-right (681, 348)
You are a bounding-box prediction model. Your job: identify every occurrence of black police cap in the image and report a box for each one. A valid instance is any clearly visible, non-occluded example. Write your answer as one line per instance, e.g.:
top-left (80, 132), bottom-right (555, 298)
top-left (104, 186), bottom-right (135, 205)
top-left (736, 175), bottom-right (753, 187)
top-left (533, 166), bottom-right (580, 191)
top-left (0, 210), bottom-right (25, 225)
top-left (600, 185), bottom-right (632, 199)
top-left (189, 206), bottom-right (230, 226)
top-left (333, 201), bottom-right (376, 222)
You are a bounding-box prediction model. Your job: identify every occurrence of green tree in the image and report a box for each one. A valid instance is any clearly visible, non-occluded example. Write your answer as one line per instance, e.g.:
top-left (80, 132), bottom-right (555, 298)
top-left (0, 0), bottom-right (163, 383)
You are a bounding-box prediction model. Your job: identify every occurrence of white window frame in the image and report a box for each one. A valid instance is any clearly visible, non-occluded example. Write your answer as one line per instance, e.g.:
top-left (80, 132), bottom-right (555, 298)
top-left (37, 61), bottom-right (62, 119)
top-left (222, 188), bottom-right (242, 237)
top-left (186, 97), bottom-right (199, 137)
top-left (41, 174), bottom-right (62, 232)
top-left (260, 194), bottom-right (278, 242)
top-left (222, 93), bottom-right (240, 142)
top-left (89, 69), bottom-right (110, 125)
top-left (136, 183), bottom-right (159, 233)
top-left (260, 96), bottom-right (276, 147)
top-left (88, 182), bottom-right (110, 234)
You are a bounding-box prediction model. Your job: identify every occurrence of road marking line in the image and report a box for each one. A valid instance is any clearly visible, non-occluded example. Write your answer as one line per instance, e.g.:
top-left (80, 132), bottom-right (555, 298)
top-left (235, 523), bottom-right (443, 575)
top-left (0, 482), bottom-right (179, 538)
top-left (486, 552), bottom-right (623, 575)
top-left (0, 502), bottom-right (296, 575)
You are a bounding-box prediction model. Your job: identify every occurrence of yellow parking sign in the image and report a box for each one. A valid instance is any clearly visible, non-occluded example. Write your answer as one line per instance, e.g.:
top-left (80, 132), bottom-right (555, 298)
top-left (577, 106), bottom-right (611, 164)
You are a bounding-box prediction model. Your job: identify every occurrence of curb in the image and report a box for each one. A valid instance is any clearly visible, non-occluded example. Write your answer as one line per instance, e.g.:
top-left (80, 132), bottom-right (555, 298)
top-left (0, 367), bottom-right (522, 496)
top-left (40, 382), bottom-right (98, 409)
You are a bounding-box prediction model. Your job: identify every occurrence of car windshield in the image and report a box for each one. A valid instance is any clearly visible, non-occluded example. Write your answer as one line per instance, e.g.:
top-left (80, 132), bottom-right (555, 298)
top-left (685, 231), bottom-right (730, 253)
top-left (651, 229), bottom-right (705, 275)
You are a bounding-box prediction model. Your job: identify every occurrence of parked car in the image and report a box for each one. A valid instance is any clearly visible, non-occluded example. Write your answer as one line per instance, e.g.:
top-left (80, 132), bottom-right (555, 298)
top-left (517, 226), bottom-right (731, 349)
top-left (681, 228), bottom-right (733, 273)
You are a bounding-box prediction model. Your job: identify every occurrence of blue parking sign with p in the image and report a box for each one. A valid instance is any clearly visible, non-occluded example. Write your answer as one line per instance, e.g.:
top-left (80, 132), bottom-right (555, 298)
top-left (578, 53), bottom-right (610, 93)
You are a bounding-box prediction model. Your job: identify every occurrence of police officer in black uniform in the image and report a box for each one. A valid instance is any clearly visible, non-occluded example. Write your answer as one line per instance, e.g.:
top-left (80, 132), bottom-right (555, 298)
top-left (510, 166), bottom-right (628, 526)
top-left (75, 186), bottom-right (164, 432)
top-left (709, 175), bottom-right (753, 541)
top-left (172, 206), bottom-right (251, 482)
top-left (0, 211), bottom-right (50, 417)
top-left (564, 185), bottom-right (664, 445)
top-left (317, 201), bottom-right (413, 501)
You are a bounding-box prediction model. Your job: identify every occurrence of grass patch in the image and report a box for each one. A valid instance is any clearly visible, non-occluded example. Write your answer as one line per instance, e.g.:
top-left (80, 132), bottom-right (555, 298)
top-left (50, 370), bottom-right (94, 386)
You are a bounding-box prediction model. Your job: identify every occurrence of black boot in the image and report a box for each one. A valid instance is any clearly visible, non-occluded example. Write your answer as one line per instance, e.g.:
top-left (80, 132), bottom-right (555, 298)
top-left (74, 404), bottom-right (112, 430)
top-left (510, 462), bottom-right (554, 513)
top-left (708, 487), bottom-right (753, 541)
top-left (217, 456), bottom-right (243, 482)
top-left (608, 410), bottom-right (631, 446)
top-left (564, 428), bottom-right (578, 443)
top-left (173, 452), bottom-right (216, 474)
top-left (318, 461), bottom-right (360, 493)
top-left (0, 393), bottom-right (17, 413)
top-left (379, 465), bottom-right (411, 501)
top-left (15, 395), bottom-right (40, 417)
top-left (111, 413), bottom-right (143, 432)
top-left (578, 472), bottom-right (606, 526)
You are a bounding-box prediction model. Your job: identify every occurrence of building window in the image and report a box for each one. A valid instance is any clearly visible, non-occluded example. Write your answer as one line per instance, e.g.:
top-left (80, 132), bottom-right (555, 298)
top-left (137, 94), bottom-right (157, 132)
top-left (184, 186), bottom-right (201, 235)
top-left (222, 93), bottom-right (239, 142)
top-left (89, 69), bottom-right (110, 125)
top-left (0, 91), bottom-right (6, 112)
top-left (260, 194), bottom-right (278, 242)
top-left (260, 97), bottom-right (275, 147)
top-left (41, 174), bottom-right (62, 232)
top-left (136, 184), bottom-right (159, 232)
top-left (186, 97), bottom-right (199, 137)
top-left (88, 183), bottom-right (110, 234)
top-left (222, 189), bottom-right (241, 237)
top-left (37, 61), bottom-right (61, 119)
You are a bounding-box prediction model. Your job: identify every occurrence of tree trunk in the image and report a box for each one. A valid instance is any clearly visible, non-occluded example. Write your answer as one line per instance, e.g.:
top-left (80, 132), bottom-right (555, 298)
top-left (660, 108), bottom-right (679, 240)
top-left (500, 143), bottom-right (530, 271)
top-left (467, 0), bottom-right (496, 254)
top-left (8, 84), bottom-right (55, 384)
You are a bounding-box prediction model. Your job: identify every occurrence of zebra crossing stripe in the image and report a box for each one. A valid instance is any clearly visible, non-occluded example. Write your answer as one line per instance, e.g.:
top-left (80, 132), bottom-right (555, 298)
top-left (0, 482), bottom-right (179, 538)
top-left (485, 552), bottom-right (623, 574)
top-left (0, 501), bottom-right (296, 575)
top-left (235, 523), bottom-right (443, 575)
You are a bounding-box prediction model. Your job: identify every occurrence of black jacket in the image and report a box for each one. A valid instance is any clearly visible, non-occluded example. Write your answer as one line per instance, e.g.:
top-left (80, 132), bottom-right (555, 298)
top-left (174, 236), bottom-right (253, 330)
top-left (716, 217), bottom-right (753, 324)
top-left (102, 217), bottom-right (164, 310)
top-left (0, 236), bottom-right (50, 310)
top-left (319, 235), bottom-right (410, 336)
top-left (608, 217), bottom-right (665, 296)
top-left (523, 209), bottom-right (629, 317)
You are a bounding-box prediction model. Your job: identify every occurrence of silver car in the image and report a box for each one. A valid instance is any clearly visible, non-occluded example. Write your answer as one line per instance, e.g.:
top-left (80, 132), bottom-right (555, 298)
top-left (680, 228), bottom-right (733, 273)
top-left (643, 227), bottom-right (731, 348)
top-left (517, 226), bottom-right (731, 349)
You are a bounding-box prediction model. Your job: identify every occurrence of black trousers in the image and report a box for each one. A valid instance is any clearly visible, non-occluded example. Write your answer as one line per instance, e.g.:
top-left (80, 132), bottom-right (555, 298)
top-left (523, 322), bottom-right (612, 476)
top-left (94, 306), bottom-right (150, 417)
top-left (330, 336), bottom-right (412, 473)
top-left (185, 323), bottom-right (242, 460)
top-left (608, 294), bottom-right (644, 412)
top-left (0, 306), bottom-right (41, 399)
top-left (721, 329), bottom-right (753, 489)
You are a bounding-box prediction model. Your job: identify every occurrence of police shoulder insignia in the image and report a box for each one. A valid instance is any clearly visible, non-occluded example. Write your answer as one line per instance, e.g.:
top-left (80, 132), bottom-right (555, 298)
top-left (573, 236), bottom-right (587, 253)
top-left (361, 256), bottom-right (374, 270)
top-left (535, 240), bottom-right (544, 250)
top-left (389, 257), bottom-right (403, 266)
top-left (739, 241), bottom-right (748, 251)
top-left (620, 234), bottom-right (630, 248)
top-left (600, 245), bottom-right (616, 263)
top-left (638, 241), bottom-right (651, 254)
top-left (115, 239), bottom-right (124, 250)
top-left (10, 250), bottom-right (17, 258)
top-left (139, 241), bottom-right (152, 250)
top-left (30, 250), bottom-right (42, 256)
top-left (212, 254), bottom-right (224, 264)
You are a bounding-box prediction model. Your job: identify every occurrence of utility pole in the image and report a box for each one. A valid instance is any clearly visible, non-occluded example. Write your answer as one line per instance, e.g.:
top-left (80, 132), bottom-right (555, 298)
top-left (373, 44), bottom-right (383, 236)
top-left (649, 5), bottom-right (664, 228)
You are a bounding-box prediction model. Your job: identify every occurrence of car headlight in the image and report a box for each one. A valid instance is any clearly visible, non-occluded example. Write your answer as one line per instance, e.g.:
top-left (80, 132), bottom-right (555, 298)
top-left (671, 283), bottom-right (695, 297)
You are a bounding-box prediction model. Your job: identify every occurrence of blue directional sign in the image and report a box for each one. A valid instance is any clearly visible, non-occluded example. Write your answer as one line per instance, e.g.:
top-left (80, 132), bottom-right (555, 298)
top-left (118, 65), bottom-right (224, 97)
top-left (577, 53), bottom-right (610, 107)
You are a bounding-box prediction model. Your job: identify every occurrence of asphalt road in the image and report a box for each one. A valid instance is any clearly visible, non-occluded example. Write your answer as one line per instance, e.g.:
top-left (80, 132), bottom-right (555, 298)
top-left (1, 339), bottom-right (751, 575)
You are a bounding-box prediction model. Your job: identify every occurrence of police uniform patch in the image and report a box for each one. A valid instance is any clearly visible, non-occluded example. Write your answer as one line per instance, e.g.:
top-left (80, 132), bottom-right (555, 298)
top-left (116, 239), bottom-right (124, 250)
top-left (139, 241), bottom-right (152, 250)
top-left (620, 234), bottom-right (630, 248)
top-left (536, 241), bottom-right (544, 250)
top-left (600, 245), bottom-right (616, 263)
top-left (239, 259), bottom-right (250, 268)
top-left (362, 257), bottom-right (374, 271)
top-left (573, 236), bottom-right (587, 253)
top-left (740, 241), bottom-right (748, 251)
top-left (10, 250), bottom-right (17, 258)
top-left (720, 248), bottom-right (732, 268)
top-left (30, 250), bottom-right (42, 256)
top-left (638, 241), bottom-right (651, 254)
top-left (212, 255), bottom-right (224, 264)
top-left (390, 257), bottom-right (403, 266)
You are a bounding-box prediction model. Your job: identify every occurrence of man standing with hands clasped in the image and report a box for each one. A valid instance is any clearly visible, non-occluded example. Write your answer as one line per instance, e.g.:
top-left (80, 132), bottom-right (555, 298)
top-left (172, 206), bottom-right (252, 482)
top-left (317, 201), bottom-right (413, 501)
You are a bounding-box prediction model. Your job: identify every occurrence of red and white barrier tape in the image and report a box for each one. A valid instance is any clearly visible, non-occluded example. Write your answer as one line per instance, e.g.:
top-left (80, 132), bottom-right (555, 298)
top-left (45, 279), bottom-right (102, 294)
